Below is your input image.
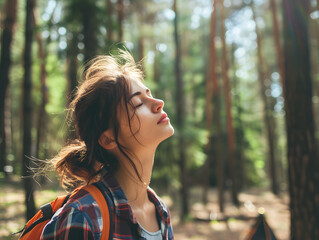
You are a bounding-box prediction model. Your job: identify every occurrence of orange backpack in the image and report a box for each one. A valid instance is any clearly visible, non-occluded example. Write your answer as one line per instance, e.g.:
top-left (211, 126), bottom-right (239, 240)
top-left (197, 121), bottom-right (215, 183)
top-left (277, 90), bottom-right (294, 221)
top-left (17, 183), bottom-right (112, 240)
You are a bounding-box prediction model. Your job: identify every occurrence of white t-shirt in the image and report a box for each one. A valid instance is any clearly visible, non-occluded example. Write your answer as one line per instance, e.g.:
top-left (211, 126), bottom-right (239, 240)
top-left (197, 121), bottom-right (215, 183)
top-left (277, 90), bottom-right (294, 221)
top-left (138, 222), bottom-right (162, 240)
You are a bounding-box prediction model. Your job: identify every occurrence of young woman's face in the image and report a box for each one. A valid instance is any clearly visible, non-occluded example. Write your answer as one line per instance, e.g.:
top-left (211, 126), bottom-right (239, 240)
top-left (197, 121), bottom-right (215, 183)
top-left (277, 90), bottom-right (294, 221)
top-left (117, 79), bottom-right (174, 150)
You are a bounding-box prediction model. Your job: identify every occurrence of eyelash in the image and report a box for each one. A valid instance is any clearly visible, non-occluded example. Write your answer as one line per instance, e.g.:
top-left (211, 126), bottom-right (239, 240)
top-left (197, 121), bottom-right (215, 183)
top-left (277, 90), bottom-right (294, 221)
top-left (134, 91), bottom-right (152, 108)
top-left (135, 103), bottom-right (143, 108)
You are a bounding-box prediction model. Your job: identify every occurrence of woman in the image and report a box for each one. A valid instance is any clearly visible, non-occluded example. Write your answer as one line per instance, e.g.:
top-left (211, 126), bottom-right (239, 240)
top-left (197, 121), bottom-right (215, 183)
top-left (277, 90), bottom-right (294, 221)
top-left (40, 51), bottom-right (174, 240)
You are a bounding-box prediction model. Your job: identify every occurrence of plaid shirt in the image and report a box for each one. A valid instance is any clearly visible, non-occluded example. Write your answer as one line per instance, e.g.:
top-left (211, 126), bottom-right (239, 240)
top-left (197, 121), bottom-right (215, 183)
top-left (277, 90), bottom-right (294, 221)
top-left (40, 170), bottom-right (174, 240)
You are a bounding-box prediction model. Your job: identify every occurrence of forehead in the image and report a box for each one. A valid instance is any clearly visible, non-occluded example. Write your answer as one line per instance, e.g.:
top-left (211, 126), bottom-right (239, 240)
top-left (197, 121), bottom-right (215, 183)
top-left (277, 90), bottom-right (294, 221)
top-left (117, 79), bottom-right (145, 122)
top-left (130, 79), bottom-right (147, 92)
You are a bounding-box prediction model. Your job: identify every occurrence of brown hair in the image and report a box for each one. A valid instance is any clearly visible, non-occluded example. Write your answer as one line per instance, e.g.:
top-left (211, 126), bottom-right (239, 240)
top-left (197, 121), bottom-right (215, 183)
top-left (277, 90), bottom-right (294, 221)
top-left (51, 51), bottom-right (144, 191)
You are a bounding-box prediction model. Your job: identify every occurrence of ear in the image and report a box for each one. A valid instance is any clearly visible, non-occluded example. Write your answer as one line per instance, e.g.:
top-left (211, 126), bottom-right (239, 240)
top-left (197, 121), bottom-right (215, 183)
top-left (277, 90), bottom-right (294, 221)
top-left (98, 130), bottom-right (117, 150)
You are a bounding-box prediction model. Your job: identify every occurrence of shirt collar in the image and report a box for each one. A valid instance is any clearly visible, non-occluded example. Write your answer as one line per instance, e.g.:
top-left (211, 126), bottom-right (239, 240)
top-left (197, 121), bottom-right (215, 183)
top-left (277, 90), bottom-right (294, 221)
top-left (100, 168), bottom-right (170, 227)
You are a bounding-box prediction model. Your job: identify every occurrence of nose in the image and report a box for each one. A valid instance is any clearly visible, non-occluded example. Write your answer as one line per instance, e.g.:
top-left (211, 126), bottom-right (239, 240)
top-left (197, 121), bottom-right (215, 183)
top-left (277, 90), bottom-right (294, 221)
top-left (152, 98), bottom-right (164, 112)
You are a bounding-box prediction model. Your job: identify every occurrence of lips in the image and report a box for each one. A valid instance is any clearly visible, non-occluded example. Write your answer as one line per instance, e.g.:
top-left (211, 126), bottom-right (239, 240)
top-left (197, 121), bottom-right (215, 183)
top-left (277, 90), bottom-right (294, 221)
top-left (157, 113), bottom-right (168, 124)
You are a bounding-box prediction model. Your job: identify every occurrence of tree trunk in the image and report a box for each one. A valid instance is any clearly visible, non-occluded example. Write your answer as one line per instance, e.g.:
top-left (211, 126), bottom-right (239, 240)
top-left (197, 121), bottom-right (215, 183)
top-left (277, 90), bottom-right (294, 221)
top-left (22, 0), bottom-right (36, 220)
top-left (220, 0), bottom-right (239, 206)
top-left (106, 0), bottom-right (113, 44)
top-left (202, 0), bottom-right (224, 213)
top-left (66, 30), bottom-right (79, 139)
top-left (269, 0), bottom-right (285, 97)
top-left (313, 5), bottom-right (319, 146)
top-left (33, 7), bottom-right (48, 161)
top-left (117, 0), bottom-right (124, 42)
top-left (173, 0), bottom-right (188, 221)
top-left (283, 0), bottom-right (319, 239)
top-left (310, 1), bottom-right (319, 145)
top-left (231, 43), bottom-right (246, 189)
top-left (137, 1), bottom-right (145, 72)
top-left (67, 32), bottom-right (79, 104)
top-left (4, 86), bottom-right (12, 167)
top-left (251, 2), bottom-right (279, 195)
top-left (82, 0), bottom-right (97, 63)
top-left (269, 0), bottom-right (286, 191)
top-left (0, 0), bottom-right (17, 176)
top-left (203, 40), bottom-right (213, 206)
top-left (212, 1), bottom-right (224, 213)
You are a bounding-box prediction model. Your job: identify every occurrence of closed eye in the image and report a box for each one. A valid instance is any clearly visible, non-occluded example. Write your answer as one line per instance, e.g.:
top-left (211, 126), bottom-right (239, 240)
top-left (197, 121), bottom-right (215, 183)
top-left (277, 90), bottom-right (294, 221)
top-left (135, 103), bottom-right (143, 108)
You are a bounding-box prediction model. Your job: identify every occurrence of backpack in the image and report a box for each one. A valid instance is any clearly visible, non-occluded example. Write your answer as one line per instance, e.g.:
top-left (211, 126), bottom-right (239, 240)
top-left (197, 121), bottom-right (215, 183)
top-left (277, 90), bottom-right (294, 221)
top-left (16, 182), bottom-right (113, 240)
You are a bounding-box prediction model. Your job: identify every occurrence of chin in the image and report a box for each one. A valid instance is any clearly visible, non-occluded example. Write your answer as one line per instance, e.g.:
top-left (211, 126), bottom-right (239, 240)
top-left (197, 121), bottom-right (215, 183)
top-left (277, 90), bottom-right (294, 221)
top-left (164, 125), bottom-right (174, 139)
top-left (168, 125), bottom-right (174, 136)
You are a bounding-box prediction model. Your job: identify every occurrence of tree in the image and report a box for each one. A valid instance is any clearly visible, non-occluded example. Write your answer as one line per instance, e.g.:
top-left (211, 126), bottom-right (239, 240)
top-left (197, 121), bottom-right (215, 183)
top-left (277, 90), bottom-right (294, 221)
top-left (173, 0), bottom-right (189, 221)
top-left (251, 1), bottom-right (279, 195)
top-left (117, 0), bottom-right (124, 42)
top-left (0, 0), bottom-right (18, 176)
top-left (82, 0), bottom-right (98, 62)
top-left (64, 0), bottom-right (100, 64)
top-left (63, 0), bottom-right (81, 104)
top-left (33, 6), bottom-right (48, 161)
top-left (283, 0), bottom-right (319, 238)
top-left (22, 0), bottom-right (36, 220)
top-left (220, 0), bottom-right (239, 206)
top-left (106, 0), bottom-right (114, 44)
top-left (231, 43), bottom-right (246, 189)
top-left (203, 8), bottom-right (214, 205)
top-left (203, 0), bottom-right (224, 212)
top-left (136, 1), bottom-right (145, 70)
top-left (66, 30), bottom-right (79, 104)
top-left (269, 0), bottom-right (285, 95)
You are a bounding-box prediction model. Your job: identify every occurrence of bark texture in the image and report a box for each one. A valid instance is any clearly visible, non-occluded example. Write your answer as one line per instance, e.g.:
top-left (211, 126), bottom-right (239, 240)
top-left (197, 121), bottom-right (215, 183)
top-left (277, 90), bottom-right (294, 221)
top-left (173, 0), bottom-right (189, 221)
top-left (283, 0), bottom-right (319, 238)
top-left (220, 0), bottom-right (239, 206)
top-left (22, 0), bottom-right (36, 220)
top-left (0, 0), bottom-right (17, 175)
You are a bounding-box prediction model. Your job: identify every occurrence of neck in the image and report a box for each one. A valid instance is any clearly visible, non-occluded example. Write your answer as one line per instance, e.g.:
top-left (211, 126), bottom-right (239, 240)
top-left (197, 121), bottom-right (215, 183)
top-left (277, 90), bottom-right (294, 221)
top-left (114, 146), bottom-right (156, 208)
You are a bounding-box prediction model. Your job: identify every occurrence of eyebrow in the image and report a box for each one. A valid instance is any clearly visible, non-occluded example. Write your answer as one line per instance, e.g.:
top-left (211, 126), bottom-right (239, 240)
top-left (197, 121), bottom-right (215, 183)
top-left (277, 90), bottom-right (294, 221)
top-left (128, 88), bottom-right (150, 101)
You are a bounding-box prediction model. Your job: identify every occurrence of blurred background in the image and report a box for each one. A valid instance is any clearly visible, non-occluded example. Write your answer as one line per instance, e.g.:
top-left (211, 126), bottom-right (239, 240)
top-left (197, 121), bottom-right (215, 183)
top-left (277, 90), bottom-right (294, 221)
top-left (0, 0), bottom-right (318, 239)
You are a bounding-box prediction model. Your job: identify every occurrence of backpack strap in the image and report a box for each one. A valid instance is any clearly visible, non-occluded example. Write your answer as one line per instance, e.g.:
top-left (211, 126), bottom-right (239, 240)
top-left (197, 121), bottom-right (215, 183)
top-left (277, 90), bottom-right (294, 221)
top-left (82, 184), bottom-right (112, 240)
top-left (38, 194), bottom-right (70, 222)
top-left (16, 194), bottom-right (71, 237)
top-left (92, 181), bottom-right (114, 240)
top-left (25, 193), bottom-right (70, 232)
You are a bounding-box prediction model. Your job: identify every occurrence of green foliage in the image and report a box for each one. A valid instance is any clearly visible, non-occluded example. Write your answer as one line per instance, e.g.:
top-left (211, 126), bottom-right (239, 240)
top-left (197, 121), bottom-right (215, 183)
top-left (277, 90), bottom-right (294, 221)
top-left (244, 125), bottom-right (267, 185)
top-left (182, 125), bottom-right (207, 169)
top-left (3, 0), bottom-right (290, 192)
top-left (46, 54), bottom-right (66, 114)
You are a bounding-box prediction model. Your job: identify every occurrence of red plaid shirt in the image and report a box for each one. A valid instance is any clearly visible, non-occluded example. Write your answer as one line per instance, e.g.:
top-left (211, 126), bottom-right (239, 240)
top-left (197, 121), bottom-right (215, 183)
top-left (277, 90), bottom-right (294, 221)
top-left (40, 169), bottom-right (174, 240)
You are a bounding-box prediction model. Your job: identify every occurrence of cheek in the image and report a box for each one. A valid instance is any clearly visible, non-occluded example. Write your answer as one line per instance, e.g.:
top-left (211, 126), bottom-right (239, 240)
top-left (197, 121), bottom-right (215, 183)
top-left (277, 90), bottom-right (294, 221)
top-left (135, 117), bottom-right (158, 141)
top-left (119, 107), bottom-right (154, 140)
top-left (119, 114), bottom-right (141, 139)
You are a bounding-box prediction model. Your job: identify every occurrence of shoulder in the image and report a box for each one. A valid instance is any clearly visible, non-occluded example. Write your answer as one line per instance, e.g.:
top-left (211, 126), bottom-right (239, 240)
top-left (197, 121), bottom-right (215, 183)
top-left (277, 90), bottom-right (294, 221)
top-left (41, 188), bottom-right (103, 240)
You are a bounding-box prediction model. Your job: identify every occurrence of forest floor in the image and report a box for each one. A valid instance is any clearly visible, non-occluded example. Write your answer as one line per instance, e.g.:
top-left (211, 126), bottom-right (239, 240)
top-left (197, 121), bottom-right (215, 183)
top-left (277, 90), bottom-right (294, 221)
top-left (170, 187), bottom-right (289, 240)
top-left (0, 177), bottom-right (289, 240)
